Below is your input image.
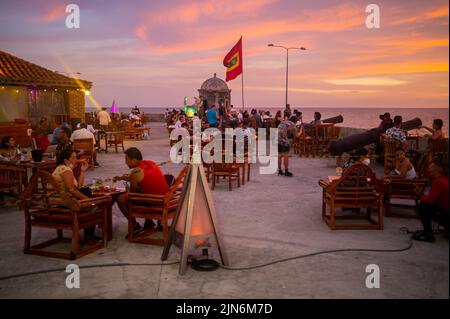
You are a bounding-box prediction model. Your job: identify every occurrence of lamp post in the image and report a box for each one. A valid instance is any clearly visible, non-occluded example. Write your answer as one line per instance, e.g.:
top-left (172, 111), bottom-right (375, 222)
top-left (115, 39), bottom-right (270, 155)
top-left (268, 44), bottom-right (306, 107)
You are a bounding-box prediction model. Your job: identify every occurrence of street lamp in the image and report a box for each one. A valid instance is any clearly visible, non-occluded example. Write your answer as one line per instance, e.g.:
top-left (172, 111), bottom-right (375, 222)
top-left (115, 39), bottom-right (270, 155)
top-left (268, 44), bottom-right (306, 107)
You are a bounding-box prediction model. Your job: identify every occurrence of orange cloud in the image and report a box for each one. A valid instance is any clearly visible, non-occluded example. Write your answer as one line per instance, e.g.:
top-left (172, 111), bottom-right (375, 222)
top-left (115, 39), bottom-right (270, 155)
top-left (390, 5), bottom-right (449, 25)
top-left (340, 61), bottom-right (449, 77)
top-left (381, 38), bottom-right (449, 48)
top-left (39, 4), bottom-right (66, 22)
top-left (247, 86), bottom-right (378, 95)
top-left (425, 6), bottom-right (449, 19)
top-left (135, 2), bottom-right (363, 54)
top-left (324, 77), bottom-right (408, 86)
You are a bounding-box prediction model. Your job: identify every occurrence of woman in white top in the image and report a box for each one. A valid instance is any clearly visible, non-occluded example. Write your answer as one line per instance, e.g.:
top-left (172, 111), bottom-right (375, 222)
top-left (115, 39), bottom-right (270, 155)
top-left (52, 148), bottom-right (99, 239)
top-left (52, 149), bottom-right (89, 199)
top-left (392, 148), bottom-right (416, 179)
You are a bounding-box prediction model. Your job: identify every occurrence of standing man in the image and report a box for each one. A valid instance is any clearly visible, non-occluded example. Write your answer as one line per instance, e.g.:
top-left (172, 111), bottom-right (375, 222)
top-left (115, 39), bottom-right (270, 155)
top-left (277, 112), bottom-right (302, 176)
top-left (97, 107), bottom-right (112, 131)
top-left (284, 104), bottom-right (292, 118)
top-left (206, 105), bottom-right (219, 128)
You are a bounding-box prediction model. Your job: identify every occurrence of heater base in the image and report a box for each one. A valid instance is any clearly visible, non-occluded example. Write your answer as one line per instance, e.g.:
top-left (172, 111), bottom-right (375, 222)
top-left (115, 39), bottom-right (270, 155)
top-left (190, 258), bottom-right (220, 272)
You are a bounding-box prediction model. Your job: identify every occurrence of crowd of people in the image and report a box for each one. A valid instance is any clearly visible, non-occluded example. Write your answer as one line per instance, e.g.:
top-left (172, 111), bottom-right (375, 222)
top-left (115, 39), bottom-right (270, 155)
top-left (1, 104), bottom-right (448, 244)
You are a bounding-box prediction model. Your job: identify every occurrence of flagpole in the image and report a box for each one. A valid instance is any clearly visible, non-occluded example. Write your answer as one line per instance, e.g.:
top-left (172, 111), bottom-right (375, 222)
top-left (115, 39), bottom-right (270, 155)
top-left (241, 36), bottom-right (245, 111)
top-left (241, 69), bottom-right (245, 111)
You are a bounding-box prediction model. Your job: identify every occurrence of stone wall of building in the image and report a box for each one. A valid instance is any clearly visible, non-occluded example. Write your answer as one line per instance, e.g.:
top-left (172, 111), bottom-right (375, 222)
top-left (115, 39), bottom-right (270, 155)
top-left (67, 90), bottom-right (86, 123)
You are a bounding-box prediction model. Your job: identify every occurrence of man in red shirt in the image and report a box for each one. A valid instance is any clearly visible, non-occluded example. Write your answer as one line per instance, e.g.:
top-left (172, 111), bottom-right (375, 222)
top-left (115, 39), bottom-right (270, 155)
top-left (413, 163), bottom-right (449, 242)
top-left (114, 147), bottom-right (169, 234)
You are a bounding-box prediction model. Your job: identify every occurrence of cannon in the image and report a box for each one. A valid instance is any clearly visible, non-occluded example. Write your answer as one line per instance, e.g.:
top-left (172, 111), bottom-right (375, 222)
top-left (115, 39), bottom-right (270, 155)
top-left (328, 117), bottom-right (422, 154)
top-left (322, 115), bottom-right (344, 124)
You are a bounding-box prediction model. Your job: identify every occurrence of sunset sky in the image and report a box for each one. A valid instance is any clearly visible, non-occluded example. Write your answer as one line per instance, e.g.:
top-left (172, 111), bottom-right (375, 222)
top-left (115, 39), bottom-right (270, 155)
top-left (0, 0), bottom-right (448, 109)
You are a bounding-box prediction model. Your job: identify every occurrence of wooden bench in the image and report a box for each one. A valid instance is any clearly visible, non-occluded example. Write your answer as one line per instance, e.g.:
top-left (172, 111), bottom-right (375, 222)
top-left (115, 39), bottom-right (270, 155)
top-left (319, 163), bottom-right (385, 230)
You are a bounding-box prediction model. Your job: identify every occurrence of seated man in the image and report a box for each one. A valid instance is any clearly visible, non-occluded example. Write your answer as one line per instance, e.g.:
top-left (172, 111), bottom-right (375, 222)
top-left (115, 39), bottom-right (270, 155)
top-left (51, 122), bottom-right (71, 145)
top-left (55, 130), bottom-right (73, 159)
top-left (114, 147), bottom-right (169, 235)
top-left (421, 118), bottom-right (446, 140)
top-left (71, 122), bottom-right (99, 167)
top-left (383, 115), bottom-right (409, 150)
top-left (413, 163), bottom-right (449, 242)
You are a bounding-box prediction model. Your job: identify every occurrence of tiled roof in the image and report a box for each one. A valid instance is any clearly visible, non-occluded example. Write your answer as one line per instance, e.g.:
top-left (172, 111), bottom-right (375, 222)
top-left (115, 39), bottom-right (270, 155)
top-left (0, 51), bottom-right (92, 89)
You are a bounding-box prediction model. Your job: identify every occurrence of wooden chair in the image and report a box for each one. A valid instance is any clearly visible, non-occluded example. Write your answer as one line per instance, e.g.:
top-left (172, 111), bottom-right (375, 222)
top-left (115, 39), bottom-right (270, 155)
top-left (126, 165), bottom-right (189, 246)
top-left (382, 138), bottom-right (401, 174)
top-left (73, 138), bottom-right (95, 169)
top-left (319, 163), bottom-right (385, 230)
top-left (211, 149), bottom-right (241, 191)
top-left (296, 130), bottom-right (314, 156)
top-left (427, 138), bottom-right (449, 166)
top-left (0, 165), bottom-right (27, 204)
top-left (315, 124), bottom-right (334, 156)
top-left (385, 177), bottom-right (428, 218)
top-left (106, 132), bottom-right (125, 153)
top-left (20, 171), bottom-right (111, 260)
top-left (328, 126), bottom-right (341, 141)
top-left (235, 136), bottom-right (251, 185)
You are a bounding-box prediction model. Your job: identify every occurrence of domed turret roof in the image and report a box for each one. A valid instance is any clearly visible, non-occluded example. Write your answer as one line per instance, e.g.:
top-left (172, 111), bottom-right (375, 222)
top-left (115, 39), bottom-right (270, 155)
top-left (200, 73), bottom-right (229, 91)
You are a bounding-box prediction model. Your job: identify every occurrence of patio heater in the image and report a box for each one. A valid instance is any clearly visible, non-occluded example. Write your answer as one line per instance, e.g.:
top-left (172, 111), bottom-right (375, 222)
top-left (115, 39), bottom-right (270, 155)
top-left (161, 163), bottom-right (229, 274)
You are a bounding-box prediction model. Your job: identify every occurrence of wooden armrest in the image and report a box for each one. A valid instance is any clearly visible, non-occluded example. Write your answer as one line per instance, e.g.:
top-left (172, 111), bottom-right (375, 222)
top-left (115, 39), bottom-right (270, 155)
top-left (127, 192), bottom-right (165, 204)
top-left (127, 192), bottom-right (164, 199)
top-left (389, 178), bottom-right (428, 186)
top-left (319, 179), bottom-right (329, 188)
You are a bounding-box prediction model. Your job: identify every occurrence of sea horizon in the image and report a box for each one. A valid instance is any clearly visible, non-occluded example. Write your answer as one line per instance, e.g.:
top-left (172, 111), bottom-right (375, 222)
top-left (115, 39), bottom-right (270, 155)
top-left (86, 106), bottom-right (449, 132)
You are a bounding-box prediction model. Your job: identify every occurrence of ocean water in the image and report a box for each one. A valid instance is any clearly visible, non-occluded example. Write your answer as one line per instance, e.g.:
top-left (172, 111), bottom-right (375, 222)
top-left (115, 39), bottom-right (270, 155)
top-left (87, 107), bottom-right (449, 132)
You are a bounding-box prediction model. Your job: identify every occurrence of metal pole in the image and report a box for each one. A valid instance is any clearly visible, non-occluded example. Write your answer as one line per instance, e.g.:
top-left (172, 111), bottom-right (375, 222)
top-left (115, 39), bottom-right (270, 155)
top-left (241, 67), bottom-right (245, 111)
top-left (285, 48), bottom-right (289, 107)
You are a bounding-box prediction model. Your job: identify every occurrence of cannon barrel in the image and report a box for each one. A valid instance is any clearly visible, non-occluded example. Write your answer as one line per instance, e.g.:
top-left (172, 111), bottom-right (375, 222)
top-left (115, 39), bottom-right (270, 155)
top-left (401, 117), bottom-right (422, 131)
top-left (322, 115), bottom-right (343, 124)
top-left (328, 117), bottom-right (422, 154)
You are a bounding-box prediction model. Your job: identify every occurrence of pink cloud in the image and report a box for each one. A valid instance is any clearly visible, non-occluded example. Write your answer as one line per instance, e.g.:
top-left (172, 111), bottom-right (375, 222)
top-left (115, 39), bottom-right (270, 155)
top-left (144, 0), bottom-right (276, 25)
top-left (135, 2), bottom-right (363, 55)
top-left (38, 4), bottom-right (66, 22)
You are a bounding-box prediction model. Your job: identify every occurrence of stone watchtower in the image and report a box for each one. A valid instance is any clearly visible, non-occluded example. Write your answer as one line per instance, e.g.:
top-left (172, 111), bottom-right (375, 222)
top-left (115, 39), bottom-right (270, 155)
top-left (198, 73), bottom-right (231, 110)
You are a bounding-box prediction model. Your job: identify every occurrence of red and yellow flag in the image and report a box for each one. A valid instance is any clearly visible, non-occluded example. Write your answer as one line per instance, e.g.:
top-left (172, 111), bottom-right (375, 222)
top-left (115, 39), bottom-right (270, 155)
top-left (223, 37), bottom-right (243, 82)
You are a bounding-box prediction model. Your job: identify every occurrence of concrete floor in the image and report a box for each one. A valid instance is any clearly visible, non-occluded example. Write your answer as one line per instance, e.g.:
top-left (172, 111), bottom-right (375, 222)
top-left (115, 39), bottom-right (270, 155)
top-left (0, 122), bottom-right (448, 298)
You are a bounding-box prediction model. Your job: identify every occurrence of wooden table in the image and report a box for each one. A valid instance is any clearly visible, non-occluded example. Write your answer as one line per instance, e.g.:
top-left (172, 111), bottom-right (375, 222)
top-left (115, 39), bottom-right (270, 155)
top-left (1, 157), bottom-right (56, 179)
top-left (93, 189), bottom-right (126, 241)
top-left (124, 127), bottom-right (151, 140)
top-left (104, 131), bottom-right (125, 153)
